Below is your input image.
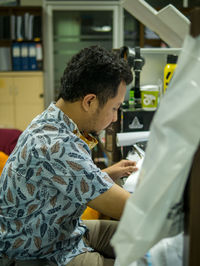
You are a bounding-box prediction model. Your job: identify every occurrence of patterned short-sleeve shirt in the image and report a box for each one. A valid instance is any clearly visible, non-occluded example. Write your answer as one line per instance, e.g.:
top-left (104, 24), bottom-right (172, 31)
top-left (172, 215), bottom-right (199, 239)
top-left (0, 103), bottom-right (114, 265)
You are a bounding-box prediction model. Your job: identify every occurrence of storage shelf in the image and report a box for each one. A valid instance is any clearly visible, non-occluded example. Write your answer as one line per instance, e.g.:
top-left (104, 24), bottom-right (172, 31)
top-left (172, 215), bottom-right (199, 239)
top-left (0, 6), bottom-right (43, 72)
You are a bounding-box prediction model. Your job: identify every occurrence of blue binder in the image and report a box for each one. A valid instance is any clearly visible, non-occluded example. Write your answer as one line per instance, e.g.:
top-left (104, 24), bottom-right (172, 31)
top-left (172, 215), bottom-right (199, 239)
top-left (21, 43), bottom-right (29, 70)
top-left (28, 43), bottom-right (37, 70)
top-left (12, 43), bottom-right (21, 71)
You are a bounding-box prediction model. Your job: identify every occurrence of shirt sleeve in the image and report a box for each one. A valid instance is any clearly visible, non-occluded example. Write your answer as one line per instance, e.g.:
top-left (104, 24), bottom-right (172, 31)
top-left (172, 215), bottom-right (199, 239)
top-left (47, 138), bottom-right (114, 205)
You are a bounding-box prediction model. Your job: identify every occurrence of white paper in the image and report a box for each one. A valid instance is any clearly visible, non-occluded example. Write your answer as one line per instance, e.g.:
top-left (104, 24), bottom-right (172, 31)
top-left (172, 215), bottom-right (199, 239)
top-left (123, 157), bottom-right (144, 193)
top-left (116, 131), bottom-right (150, 147)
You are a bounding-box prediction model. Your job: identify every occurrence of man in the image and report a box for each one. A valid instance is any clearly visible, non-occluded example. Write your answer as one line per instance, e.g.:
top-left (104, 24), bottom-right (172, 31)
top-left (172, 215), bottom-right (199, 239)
top-left (0, 46), bottom-right (136, 266)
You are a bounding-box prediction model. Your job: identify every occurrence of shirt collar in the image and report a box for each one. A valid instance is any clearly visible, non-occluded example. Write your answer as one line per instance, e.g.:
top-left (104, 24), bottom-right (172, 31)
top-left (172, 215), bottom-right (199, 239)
top-left (49, 102), bottom-right (98, 150)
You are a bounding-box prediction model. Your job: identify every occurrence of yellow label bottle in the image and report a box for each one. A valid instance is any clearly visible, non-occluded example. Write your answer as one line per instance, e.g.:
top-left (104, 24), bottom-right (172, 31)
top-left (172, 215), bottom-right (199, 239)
top-left (163, 54), bottom-right (178, 93)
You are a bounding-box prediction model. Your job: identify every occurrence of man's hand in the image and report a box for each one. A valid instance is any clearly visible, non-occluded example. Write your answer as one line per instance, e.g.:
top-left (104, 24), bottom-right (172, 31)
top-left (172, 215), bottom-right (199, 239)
top-left (102, 159), bottom-right (138, 181)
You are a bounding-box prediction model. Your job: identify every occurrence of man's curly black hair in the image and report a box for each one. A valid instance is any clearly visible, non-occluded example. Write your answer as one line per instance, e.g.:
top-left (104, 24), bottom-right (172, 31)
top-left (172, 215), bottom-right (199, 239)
top-left (59, 45), bottom-right (133, 107)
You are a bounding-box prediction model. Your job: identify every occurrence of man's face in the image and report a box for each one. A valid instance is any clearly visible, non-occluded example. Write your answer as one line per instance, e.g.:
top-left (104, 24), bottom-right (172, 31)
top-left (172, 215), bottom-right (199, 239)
top-left (88, 81), bottom-right (127, 135)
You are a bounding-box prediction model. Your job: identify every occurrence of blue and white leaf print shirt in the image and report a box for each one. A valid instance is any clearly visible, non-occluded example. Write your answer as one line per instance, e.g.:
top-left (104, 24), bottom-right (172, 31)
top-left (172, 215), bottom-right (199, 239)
top-left (0, 102), bottom-right (114, 265)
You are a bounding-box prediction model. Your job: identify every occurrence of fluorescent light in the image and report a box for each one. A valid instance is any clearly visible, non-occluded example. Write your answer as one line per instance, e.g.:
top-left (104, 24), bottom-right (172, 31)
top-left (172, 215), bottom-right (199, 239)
top-left (91, 26), bottom-right (112, 32)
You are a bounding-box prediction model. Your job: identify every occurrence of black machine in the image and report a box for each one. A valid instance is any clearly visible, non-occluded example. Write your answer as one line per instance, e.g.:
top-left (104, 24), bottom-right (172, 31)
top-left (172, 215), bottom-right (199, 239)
top-left (119, 46), bottom-right (155, 158)
top-left (120, 46), bottom-right (145, 108)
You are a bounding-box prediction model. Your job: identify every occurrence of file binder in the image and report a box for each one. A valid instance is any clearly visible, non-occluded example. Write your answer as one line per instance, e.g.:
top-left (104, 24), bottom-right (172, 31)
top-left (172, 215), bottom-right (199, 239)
top-left (12, 43), bottom-right (21, 71)
top-left (28, 43), bottom-right (37, 70)
top-left (21, 43), bottom-right (29, 70)
top-left (16, 16), bottom-right (23, 40)
top-left (0, 47), bottom-right (11, 71)
top-left (36, 42), bottom-right (43, 70)
top-left (24, 12), bottom-right (29, 40)
top-left (11, 15), bottom-right (16, 40)
top-left (0, 15), bottom-right (10, 40)
top-left (28, 14), bottom-right (34, 40)
top-left (33, 15), bottom-right (42, 39)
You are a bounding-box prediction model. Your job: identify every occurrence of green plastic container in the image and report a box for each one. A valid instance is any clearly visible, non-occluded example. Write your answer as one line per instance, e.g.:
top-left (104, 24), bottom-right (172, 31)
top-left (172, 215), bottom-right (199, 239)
top-left (141, 85), bottom-right (159, 110)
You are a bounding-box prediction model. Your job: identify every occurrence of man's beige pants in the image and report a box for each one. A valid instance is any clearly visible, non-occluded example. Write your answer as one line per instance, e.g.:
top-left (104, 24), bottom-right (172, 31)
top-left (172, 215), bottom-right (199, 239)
top-left (0, 220), bottom-right (118, 266)
top-left (67, 220), bottom-right (118, 266)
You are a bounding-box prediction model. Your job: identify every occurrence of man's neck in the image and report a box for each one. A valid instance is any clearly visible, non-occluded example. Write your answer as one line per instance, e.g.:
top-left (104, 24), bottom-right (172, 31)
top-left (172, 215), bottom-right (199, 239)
top-left (55, 98), bottom-right (84, 130)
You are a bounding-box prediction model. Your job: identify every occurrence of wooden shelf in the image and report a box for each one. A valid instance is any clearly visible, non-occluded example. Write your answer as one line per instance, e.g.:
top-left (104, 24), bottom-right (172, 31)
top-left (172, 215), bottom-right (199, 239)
top-left (144, 39), bottom-right (164, 47)
top-left (0, 6), bottom-right (43, 72)
top-left (0, 40), bottom-right (11, 47)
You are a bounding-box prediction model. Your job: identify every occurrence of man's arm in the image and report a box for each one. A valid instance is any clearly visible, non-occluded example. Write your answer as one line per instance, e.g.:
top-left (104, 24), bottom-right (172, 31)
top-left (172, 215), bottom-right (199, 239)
top-left (102, 159), bottom-right (137, 182)
top-left (87, 184), bottom-right (130, 220)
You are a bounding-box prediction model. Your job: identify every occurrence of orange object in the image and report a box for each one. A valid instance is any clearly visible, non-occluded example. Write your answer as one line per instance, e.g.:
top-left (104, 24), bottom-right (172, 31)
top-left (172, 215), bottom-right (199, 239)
top-left (0, 151), bottom-right (8, 176)
top-left (81, 207), bottom-right (100, 220)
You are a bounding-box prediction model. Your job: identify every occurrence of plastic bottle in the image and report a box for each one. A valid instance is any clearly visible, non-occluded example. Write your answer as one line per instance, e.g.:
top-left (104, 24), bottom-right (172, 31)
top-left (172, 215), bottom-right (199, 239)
top-left (163, 54), bottom-right (178, 93)
top-left (129, 88), bottom-right (135, 109)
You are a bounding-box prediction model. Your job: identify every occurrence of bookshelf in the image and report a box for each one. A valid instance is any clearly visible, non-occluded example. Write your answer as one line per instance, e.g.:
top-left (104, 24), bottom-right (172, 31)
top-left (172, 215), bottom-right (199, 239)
top-left (0, 6), bottom-right (43, 71)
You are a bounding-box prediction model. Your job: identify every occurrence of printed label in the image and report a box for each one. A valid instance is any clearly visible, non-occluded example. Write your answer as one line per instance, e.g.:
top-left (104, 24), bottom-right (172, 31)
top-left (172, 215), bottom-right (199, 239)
top-left (129, 116), bottom-right (143, 129)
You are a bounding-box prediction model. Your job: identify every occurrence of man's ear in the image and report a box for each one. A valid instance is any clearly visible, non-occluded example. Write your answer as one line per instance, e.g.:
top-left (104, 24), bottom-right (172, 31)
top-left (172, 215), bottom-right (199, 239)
top-left (82, 94), bottom-right (97, 111)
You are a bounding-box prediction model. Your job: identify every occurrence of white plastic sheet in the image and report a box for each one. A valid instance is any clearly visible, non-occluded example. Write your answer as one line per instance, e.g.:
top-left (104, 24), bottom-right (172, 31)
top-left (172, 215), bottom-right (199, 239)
top-left (114, 233), bottom-right (183, 266)
top-left (111, 34), bottom-right (200, 266)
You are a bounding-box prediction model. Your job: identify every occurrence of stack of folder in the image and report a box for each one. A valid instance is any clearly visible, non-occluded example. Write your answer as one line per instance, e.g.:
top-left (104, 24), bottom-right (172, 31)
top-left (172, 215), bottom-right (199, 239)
top-left (11, 12), bottom-right (41, 41)
top-left (11, 12), bottom-right (42, 71)
top-left (12, 42), bottom-right (43, 71)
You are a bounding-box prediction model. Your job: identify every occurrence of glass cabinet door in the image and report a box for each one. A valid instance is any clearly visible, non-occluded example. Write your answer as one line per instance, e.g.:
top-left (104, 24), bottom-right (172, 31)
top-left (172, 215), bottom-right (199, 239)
top-left (53, 10), bottom-right (113, 99)
top-left (123, 9), bottom-right (139, 48)
top-left (44, 2), bottom-right (124, 106)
